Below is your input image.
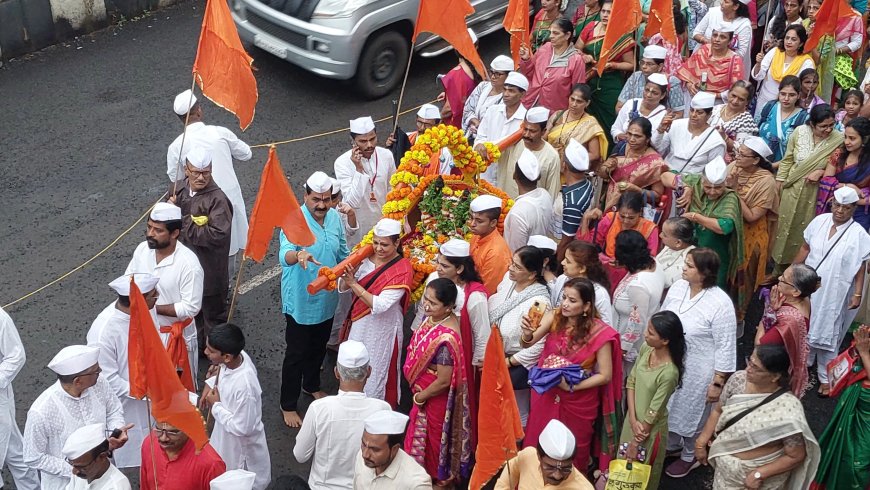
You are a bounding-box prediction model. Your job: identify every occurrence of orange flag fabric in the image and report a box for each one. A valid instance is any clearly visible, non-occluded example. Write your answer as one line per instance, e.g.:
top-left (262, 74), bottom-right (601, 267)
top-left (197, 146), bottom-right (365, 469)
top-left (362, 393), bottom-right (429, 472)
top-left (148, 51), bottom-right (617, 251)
top-left (193, 0), bottom-right (258, 130)
top-left (804, 0), bottom-right (855, 52)
top-left (245, 146), bottom-right (315, 262)
top-left (413, 0), bottom-right (487, 78)
top-left (469, 326), bottom-right (524, 489)
top-left (644, 0), bottom-right (677, 45)
top-left (128, 280), bottom-right (208, 450)
top-left (503, 0), bottom-right (530, 68)
top-left (597, 0), bottom-right (642, 76)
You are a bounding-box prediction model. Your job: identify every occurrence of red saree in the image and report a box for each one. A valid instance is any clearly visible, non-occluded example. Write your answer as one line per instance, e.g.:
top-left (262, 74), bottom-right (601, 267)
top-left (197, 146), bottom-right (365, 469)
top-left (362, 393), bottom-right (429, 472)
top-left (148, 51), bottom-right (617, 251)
top-left (524, 319), bottom-right (623, 473)
top-left (404, 320), bottom-right (472, 483)
top-left (346, 258), bottom-right (414, 325)
top-left (677, 45), bottom-right (745, 94)
top-left (604, 152), bottom-right (670, 209)
top-left (459, 281), bottom-right (488, 452)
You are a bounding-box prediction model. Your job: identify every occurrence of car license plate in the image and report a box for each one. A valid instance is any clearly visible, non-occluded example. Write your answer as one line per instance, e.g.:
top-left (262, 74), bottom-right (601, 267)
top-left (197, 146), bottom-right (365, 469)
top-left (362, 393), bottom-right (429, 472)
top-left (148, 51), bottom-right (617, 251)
top-left (254, 35), bottom-right (287, 59)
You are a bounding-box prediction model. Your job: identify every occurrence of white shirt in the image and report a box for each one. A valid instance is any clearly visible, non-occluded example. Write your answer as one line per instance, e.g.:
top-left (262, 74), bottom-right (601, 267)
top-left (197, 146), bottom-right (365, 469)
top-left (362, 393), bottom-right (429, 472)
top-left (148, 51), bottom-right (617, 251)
top-left (353, 448), bottom-right (432, 489)
top-left (611, 99), bottom-right (668, 140)
top-left (503, 188), bottom-right (554, 252)
top-left (65, 465), bottom-right (131, 490)
top-left (210, 351), bottom-right (271, 490)
top-left (24, 379), bottom-right (125, 490)
top-left (0, 307), bottom-right (27, 472)
top-left (167, 121), bottom-right (253, 255)
top-left (752, 48), bottom-right (815, 119)
top-left (652, 119), bottom-right (726, 175)
top-left (293, 391), bottom-right (390, 489)
top-left (334, 147), bottom-right (396, 248)
top-left (476, 103), bottom-right (528, 184)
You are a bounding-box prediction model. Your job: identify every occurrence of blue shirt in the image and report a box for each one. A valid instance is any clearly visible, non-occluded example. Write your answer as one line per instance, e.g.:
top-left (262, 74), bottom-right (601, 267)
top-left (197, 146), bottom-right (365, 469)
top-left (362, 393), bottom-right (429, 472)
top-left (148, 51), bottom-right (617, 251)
top-left (280, 206), bottom-right (350, 324)
top-left (561, 180), bottom-right (594, 236)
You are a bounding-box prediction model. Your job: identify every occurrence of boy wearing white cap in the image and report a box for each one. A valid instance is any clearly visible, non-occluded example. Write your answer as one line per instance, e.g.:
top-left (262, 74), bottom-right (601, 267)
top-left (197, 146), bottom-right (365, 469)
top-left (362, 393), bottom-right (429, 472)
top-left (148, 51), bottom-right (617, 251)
top-left (795, 186), bottom-right (870, 395)
top-left (334, 116), bottom-right (396, 248)
top-left (468, 195), bottom-right (513, 294)
top-left (475, 72), bottom-right (529, 188)
top-left (353, 411), bottom-right (431, 489)
top-left (124, 201), bottom-right (204, 389)
top-left (210, 470), bottom-right (256, 490)
top-left (654, 91), bottom-right (726, 176)
top-left (293, 341), bottom-right (390, 489)
top-left (24, 345), bottom-right (128, 490)
top-left (517, 106), bottom-right (561, 199)
top-left (495, 419), bottom-right (593, 489)
top-left (62, 424), bottom-right (130, 489)
top-left (554, 139), bottom-right (594, 256)
top-left (617, 44), bottom-right (685, 113)
top-left (167, 89), bottom-right (253, 269)
top-left (504, 149), bottom-right (555, 252)
top-left (279, 171), bottom-right (351, 428)
top-left (386, 104), bottom-right (455, 174)
top-left (463, 54), bottom-right (515, 138)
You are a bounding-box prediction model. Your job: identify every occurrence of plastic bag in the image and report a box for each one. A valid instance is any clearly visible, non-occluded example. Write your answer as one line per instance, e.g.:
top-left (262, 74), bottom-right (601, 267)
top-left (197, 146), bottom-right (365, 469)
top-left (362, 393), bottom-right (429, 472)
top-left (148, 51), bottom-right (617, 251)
top-left (604, 458), bottom-right (651, 490)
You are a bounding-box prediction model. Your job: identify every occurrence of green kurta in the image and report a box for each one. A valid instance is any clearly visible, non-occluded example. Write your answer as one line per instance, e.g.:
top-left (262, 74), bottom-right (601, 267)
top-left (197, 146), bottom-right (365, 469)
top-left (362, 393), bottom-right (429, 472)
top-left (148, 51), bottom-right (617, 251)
top-left (619, 344), bottom-right (680, 490)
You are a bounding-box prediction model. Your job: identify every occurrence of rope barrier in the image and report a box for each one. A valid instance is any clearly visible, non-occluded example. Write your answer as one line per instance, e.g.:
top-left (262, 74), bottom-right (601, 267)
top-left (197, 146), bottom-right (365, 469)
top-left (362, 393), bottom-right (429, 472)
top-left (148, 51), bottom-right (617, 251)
top-left (2, 100), bottom-right (436, 310)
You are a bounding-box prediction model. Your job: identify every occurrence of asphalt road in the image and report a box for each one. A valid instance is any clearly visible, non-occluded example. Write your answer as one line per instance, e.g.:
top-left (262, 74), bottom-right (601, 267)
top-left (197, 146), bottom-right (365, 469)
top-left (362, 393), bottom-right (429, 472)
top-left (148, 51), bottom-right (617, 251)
top-left (0, 2), bottom-right (837, 488)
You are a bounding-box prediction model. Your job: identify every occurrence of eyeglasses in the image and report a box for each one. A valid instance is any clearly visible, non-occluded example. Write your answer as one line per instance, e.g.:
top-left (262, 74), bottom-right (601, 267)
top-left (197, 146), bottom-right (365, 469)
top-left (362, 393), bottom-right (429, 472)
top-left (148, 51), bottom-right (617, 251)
top-left (186, 168), bottom-right (212, 178)
top-left (76, 367), bottom-right (102, 380)
top-left (541, 461), bottom-right (574, 475)
top-left (778, 275), bottom-right (795, 289)
top-left (154, 427), bottom-right (183, 437)
top-left (66, 453), bottom-right (100, 469)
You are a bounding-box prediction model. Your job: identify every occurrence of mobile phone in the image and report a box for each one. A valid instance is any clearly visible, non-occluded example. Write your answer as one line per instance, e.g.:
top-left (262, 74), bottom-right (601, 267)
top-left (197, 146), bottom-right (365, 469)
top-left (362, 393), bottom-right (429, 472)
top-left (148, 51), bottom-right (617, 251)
top-left (110, 428), bottom-right (122, 439)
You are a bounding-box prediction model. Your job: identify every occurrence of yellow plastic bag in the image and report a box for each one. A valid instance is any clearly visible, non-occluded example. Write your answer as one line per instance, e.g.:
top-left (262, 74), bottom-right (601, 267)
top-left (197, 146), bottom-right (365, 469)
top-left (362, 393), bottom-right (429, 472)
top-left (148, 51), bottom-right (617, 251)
top-left (604, 459), bottom-right (651, 490)
top-left (191, 215), bottom-right (209, 226)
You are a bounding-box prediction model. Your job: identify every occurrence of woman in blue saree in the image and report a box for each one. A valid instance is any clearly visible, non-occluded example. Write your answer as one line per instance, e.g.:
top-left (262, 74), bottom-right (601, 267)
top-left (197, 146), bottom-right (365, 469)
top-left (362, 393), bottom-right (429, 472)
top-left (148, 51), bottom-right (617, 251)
top-left (817, 117), bottom-right (870, 230)
top-left (756, 75), bottom-right (807, 163)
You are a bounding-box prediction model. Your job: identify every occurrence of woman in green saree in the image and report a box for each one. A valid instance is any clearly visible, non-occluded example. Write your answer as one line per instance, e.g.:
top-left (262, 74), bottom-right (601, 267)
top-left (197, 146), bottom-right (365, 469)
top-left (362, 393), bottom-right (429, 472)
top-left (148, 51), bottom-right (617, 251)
top-left (770, 104), bottom-right (843, 275)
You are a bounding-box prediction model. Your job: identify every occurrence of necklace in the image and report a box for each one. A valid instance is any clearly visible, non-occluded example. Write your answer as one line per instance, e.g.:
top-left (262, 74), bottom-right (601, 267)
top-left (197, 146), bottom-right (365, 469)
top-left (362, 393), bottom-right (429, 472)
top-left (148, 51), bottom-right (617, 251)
top-left (678, 285), bottom-right (708, 314)
top-left (429, 313), bottom-right (452, 324)
top-left (557, 111), bottom-right (585, 149)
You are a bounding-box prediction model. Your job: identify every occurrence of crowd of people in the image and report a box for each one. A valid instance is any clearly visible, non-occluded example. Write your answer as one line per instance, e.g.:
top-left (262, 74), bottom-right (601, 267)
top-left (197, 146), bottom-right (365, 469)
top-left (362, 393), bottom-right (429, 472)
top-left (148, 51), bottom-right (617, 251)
top-left (4, 0), bottom-right (870, 488)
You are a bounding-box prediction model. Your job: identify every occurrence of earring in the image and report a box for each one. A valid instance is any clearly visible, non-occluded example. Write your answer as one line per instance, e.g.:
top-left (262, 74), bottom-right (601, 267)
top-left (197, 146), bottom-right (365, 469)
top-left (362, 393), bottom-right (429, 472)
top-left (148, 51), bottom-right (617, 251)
top-left (582, 311), bottom-right (588, 317)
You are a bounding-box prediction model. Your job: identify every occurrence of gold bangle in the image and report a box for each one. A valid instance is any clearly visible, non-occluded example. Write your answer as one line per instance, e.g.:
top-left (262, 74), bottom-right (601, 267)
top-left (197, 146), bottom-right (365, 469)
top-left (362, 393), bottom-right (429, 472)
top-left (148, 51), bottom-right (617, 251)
top-left (413, 393), bottom-right (425, 406)
top-left (521, 333), bottom-right (533, 343)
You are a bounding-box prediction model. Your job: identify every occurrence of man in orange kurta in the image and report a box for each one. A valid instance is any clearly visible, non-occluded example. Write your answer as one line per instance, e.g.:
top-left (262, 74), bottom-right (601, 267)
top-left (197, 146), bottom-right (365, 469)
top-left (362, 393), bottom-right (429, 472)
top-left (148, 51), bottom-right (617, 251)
top-left (468, 195), bottom-right (512, 294)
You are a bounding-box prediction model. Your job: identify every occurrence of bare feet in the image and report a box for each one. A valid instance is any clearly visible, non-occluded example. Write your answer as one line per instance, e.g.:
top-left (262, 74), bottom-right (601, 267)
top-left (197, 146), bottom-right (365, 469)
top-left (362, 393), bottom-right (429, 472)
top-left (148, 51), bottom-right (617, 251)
top-left (282, 410), bottom-right (303, 428)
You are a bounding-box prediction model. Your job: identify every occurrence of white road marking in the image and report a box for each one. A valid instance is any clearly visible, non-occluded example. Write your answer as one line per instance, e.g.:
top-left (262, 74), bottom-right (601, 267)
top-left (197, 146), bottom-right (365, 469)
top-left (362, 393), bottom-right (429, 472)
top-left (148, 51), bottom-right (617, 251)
top-left (238, 265), bottom-right (282, 295)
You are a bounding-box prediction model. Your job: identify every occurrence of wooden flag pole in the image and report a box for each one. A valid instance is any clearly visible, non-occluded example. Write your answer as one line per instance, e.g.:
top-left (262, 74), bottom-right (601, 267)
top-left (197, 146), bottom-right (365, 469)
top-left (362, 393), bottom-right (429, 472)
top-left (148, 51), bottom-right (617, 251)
top-left (171, 75), bottom-right (199, 197)
top-left (227, 255), bottom-right (247, 323)
top-left (392, 41), bottom-right (417, 136)
top-left (146, 399), bottom-right (159, 489)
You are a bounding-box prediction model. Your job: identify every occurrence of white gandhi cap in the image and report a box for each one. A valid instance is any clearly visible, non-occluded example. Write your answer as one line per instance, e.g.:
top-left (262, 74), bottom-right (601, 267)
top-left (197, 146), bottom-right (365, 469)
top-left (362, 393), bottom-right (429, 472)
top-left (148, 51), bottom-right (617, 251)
top-left (62, 424), bottom-right (107, 460)
top-left (350, 116), bottom-right (376, 134)
top-left (173, 89), bottom-right (197, 116)
top-left (109, 272), bottom-right (159, 296)
top-left (743, 136), bottom-right (773, 160)
top-left (337, 340), bottom-right (369, 368)
top-left (440, 238), bottom-right (471, 257)
top-left (470, 194), bottom-right (503, 212)
top-left (704, 156), bottom-right (728, 185)
top-left (647, 73), bottom-right (668, 87)
top-left (505, 72), bottom-right (529, 91)
top-left (528, 235), bottom-right (557, 251)
top-left (691, 91), bottom-right (717, 109)
top-left (835, 186), bottom-right (859, 205)
top-left (643, 44), bottom-right (668, 60)
top-left (539, 419), bottom-right (576, 460)
top-left (517, 148), bottom-right (541, 181)
top-left (186, 146), bottom-right (213, 170)
top-left (564, 139), bottom-right (590, 172)
top-left (210, 470), bottom-right (256, 490)
top-left (716, 21), bottom-right (736, 33)
top-left (374, 218), bottom-right (402, 237)
top-left (490, 54), bottom-right (514, 72)
top-left (364, 410), bottom-right (409, 435)
top-left (306, 171), bottom-right (333, 194)
top-left (417, 104), bottom-right (441, 121)
top-left (330, 177), bottom-right (341, 195)
top-left (150, 202), bottom-right (182, 222)
top-left (48, 345), bottom-right (100, 376)
top-left (526, 106), bottom-right (550, 124)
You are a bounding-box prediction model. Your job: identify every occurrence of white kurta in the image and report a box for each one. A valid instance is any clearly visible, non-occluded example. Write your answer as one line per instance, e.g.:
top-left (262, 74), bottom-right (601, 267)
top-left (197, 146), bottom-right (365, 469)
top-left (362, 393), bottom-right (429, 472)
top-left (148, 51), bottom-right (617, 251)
top-left (661, 280), bottom-right (736, 437)
top-left (167, 121), bottom-right (253, 256)
top-left (803, 215), bottom-right (870, 352)
top-left (126, 240), bottom-right (203, 380)
top-left (345, 259), bottom-right (406, 401)
top-left (655, 246), bottom-right (696, 288)
top-left (611, 99), bottom-right (667, 140)
top-left (64, 464), bottom-right (131, 490)
top-left (488, 283), bottom-right (551, 369)
top-left (503, 188), bottom-right (555, 252)
top-left (752, 49), bottom-right (816, 119)
top-left (24, 378), bottom-right (125, 490)
top-left (652, 120), bottom-right (727, 175)
top-left (550, 274), bottom-right (614, 327)
top-left (210, 351), bottom-right (271, 490)
top-left (334, 147), bottom-right (395, 248)
top-left (476, 103), bottom-right (528, 185)
top-left (612, 269), bottom-right (665, 362)
top-left (89, 309), bottom-right (151, 468)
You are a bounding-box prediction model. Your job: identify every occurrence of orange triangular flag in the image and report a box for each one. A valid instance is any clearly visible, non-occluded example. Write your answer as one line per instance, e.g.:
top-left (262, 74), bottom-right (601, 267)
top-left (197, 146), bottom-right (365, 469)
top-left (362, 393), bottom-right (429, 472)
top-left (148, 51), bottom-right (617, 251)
top-left (193, 0), bottom-right (258, 130)
top-left (597, 0), bottom-right (642, 76)
top-left (128, 280), bottom-right (208, 450)
top-left (503, 0), bottom-right (530, 68)
top-left (245, 146), bottom-right (315, 262)
top-left (804, 0), bottom-right (855, 52)
top-left (413, 0), bottom-right (487, 78)
top-left (469, 326), bottom-right (524, 489)
top-left (645, 0), bottom-right (677, 45)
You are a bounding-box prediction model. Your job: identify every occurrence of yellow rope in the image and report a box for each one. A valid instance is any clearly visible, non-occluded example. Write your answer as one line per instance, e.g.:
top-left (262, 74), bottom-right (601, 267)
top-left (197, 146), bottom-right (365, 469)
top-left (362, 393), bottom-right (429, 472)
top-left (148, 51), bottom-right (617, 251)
top-left (2, 100), bottom-right (436, 310)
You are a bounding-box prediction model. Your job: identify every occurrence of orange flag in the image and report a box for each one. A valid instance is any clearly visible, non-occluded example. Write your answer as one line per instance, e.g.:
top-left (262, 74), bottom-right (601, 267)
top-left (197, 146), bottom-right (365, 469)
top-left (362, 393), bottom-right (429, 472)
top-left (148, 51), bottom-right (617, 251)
top-left (245, 146), bottom-right (315, 262)
top-left (128, 280), bottom-right (208, 450)
top-left (469, 326), bottom-right (524, 489)
top-left (644, 0), bottom-right (677, 45)
top-left (413, 0), bottom-right (487, 78)
top-left (804, 0), bottom-right (855, 52)
top-left (503, 0), bottom-right (530, 68)
top-left (193, 0), bottom-right (258, 130)
top-left (597, 0), bottom-right (642, 76)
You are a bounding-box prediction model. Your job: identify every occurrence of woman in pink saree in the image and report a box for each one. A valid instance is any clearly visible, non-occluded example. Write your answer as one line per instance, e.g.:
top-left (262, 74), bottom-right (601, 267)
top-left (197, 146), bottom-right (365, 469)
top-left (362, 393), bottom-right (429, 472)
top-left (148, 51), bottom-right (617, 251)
top-left (404, 278), bottom-right (472, 485)
top-left (520, 277), bottom-right (623, 474)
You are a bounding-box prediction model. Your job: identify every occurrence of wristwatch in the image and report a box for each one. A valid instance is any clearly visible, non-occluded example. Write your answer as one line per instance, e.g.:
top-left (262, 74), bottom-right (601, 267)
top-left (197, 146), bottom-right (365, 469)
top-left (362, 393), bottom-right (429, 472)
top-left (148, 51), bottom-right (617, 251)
top-left (754, 471), bottom-right (763, 481)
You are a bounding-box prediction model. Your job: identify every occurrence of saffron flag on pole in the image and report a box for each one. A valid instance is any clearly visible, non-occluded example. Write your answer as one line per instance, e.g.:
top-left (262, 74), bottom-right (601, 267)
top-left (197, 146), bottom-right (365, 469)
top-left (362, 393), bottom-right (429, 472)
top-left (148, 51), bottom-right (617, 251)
top-left (128, 280), bottom-right (208, 451)
top-left (245, 146), bottom-right (315, 262)
top-left (597, 0), bottom-right (642, 76)
top-left (804, 0), bottom-right (855, 52)
top-left (644, 0), bottom-right (677, 45)
top-left (413, 0), bottom-right (487, 78)
top-left (469, 326), bottom-right (524, 489)
top-left (193, 0), bottom-right (258, 130)
top-left (503, 0), bottom-right (530, 68)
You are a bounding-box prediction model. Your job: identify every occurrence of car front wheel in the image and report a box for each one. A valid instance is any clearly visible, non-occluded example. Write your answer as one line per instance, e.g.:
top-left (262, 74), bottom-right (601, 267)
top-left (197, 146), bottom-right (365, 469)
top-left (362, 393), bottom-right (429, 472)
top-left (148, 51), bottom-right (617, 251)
top-left (354, 30), bottom-right (410, 99)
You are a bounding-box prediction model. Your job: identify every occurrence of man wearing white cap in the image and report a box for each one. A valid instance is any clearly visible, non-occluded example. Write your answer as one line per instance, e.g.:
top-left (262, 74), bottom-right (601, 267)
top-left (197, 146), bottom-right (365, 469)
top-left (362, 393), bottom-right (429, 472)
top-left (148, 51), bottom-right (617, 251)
top-left (24, 345), bottom-right (129, 490)
top-left (475, 71), bottom-right (529, 188)
top-left (62, 424), bottom-right (130, 489)
top-left (463, 54), bottom-right (515, 139)
top-left (795, 186), bottom-right (870, 395)
top-left (468, 194), bottom-right (512, 294)
top-left (335, 116), bottom-right (396, 248)
top-left (279, 171), bottom-right (351, 428)
top-left (654, 91), bottom-right (726, 175)
top-left (495, 419), bottom-right (593, 489)
top-left (294, 341), bottom-right (390, 489)
top-left (171, 145), bottom-right (235, 346)
top-left (167, 89), bottom-right (253, 275)
top-left (353, 411), bottom-right (431, 489)
top-left (504, 149), bottom-right (555, 252)
top-left (123, 201), bottom-right (203, 389)
top-left (210, 469), bottom-right (256, 490)
top-left (0, 308), bottom-right (39, 489)
top-left (517, 106), bottom-right (561, 199)
top-left (617, 44), bottom-right (685, 113)
top-left (387, 104), bottom-right (455, 175)
top-left (553, 139), bottom-right (594, 257)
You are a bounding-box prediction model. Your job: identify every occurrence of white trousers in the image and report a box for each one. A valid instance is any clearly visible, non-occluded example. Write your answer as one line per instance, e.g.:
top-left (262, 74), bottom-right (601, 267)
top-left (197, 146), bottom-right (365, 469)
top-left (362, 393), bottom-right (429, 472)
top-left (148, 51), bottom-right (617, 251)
top-left (0, 419), bottom-right (39, 489)
top-left (808, 347), bottom-right (838, 384)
